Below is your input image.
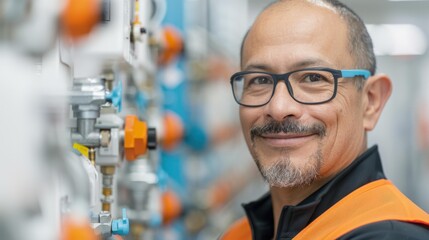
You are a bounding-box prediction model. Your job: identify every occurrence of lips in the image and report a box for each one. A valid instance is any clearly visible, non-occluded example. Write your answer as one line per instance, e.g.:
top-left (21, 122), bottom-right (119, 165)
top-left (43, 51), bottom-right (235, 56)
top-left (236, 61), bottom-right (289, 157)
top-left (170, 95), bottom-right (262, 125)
top-left (249, 118), bottom-right (326, 146)
top-left (258, 132), bottom-right (317, 148)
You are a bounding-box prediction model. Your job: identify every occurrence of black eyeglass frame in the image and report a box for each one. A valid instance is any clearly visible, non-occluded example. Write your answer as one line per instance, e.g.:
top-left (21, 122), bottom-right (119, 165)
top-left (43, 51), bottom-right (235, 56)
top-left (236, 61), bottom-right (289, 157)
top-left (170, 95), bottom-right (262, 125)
top-left (230, 67), bottom-right (371, 107)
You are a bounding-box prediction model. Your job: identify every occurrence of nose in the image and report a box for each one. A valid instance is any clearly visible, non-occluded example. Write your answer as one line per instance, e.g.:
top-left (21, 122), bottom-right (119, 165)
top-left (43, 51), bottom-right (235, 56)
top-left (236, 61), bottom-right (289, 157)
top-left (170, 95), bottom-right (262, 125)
top-left (265, 81), bottom-right (303, 121)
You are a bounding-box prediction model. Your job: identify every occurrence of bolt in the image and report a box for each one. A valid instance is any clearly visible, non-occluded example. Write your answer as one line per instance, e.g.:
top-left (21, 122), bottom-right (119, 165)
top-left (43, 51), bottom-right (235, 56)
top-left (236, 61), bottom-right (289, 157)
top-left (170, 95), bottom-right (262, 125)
top-left (99, 211), bottom-right (111, 223)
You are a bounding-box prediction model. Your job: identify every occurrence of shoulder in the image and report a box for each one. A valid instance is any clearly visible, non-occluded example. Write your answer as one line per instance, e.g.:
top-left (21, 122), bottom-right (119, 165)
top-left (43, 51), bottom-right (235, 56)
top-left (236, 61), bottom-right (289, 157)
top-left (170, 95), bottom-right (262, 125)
top-left (338, 220), bottom-right (429, 240)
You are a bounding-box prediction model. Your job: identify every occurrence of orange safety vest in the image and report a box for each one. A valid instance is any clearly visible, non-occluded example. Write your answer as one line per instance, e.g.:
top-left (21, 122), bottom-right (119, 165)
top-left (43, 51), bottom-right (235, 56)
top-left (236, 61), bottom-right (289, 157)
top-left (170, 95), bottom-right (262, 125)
top-left (221, 179), bottom-right (429, 240)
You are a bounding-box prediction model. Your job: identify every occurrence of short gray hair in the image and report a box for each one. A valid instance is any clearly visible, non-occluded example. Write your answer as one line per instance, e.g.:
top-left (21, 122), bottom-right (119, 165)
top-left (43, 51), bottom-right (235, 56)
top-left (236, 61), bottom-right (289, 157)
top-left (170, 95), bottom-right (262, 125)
top-left (240, 0), bottom-right (376, 89)
top-left (323, 0), bottom-right (376, 89)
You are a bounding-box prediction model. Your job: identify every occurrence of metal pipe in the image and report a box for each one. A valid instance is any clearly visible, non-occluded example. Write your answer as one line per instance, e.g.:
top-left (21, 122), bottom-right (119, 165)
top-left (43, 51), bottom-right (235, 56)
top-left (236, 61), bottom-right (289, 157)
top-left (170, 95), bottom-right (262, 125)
top-left (101, 166), bottom-right (116, 212)
top-left (71, 132), bottom-right (101, 147)
top-left (77, 118), bottom-right (96, 137)
top-left (88, 147), bottom-right (96, 166)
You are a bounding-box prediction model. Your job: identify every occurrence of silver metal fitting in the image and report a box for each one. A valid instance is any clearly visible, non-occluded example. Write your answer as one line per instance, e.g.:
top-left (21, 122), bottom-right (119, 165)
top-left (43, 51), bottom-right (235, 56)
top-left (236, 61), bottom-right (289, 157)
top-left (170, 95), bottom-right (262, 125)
top-left (100, 130), bottom-right (111, 148)
top-left (92, 211), bottom-right (113, 239)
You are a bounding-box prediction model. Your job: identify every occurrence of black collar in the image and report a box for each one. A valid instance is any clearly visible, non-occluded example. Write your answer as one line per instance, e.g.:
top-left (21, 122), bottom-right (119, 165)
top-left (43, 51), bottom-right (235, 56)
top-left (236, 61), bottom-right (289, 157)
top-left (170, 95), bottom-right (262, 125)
top-left (242, 145), bottom-right (386, 240)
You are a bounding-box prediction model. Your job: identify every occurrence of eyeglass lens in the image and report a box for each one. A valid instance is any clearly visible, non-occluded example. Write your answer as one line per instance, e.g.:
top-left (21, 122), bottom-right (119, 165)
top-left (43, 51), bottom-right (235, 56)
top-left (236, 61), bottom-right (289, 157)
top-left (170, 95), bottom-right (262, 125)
top-left (232, 69), bottom-right (336, 106)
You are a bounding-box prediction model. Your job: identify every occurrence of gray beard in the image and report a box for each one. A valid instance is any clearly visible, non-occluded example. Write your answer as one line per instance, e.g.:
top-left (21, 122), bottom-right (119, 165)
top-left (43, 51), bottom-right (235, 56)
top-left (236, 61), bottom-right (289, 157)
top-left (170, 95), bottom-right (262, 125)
top-left (253, 146), bottom-right (323, 188)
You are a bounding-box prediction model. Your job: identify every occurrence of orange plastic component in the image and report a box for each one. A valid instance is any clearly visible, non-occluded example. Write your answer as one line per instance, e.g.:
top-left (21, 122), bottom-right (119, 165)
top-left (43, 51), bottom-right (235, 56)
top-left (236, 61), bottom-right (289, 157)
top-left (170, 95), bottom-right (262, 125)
top-left (158, 26), bottom-right (184, 65)
top-left (61, 0), bottom-right (100, 40)
top-left (61, 217), bottom-right (98, 240)
top-left (162, 190), bottom-right (182, 225)
top-left (162, 111), bottom-right (184, 151)
top-left (207, 180), bottom-right (232, 210)
top-left (124, 115), bottom-right (148, 161)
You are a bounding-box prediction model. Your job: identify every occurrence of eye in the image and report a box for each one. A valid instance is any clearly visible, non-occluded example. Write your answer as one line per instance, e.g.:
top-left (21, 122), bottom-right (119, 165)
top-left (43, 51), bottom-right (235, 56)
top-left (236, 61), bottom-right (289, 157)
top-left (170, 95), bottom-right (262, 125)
top-left (303, 73), bottom-right (327, 83)
top-left (248, 76), bottom-right (273, 85)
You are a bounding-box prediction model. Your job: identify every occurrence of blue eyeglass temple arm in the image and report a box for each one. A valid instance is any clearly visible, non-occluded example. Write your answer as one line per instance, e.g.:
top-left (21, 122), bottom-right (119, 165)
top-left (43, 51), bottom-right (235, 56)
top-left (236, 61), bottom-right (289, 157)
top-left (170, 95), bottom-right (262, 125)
top-left (341, 69), bottom-right (371, 79)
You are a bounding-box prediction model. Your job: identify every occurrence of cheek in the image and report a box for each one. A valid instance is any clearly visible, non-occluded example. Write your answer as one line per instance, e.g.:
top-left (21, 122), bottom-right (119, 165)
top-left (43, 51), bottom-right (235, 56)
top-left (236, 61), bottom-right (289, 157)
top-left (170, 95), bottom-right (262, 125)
top-left (309, 105), bottom-right (336, 128)
top-left (239, 107), bottom-right (263, 144)
top-left (319, 97), bottom-right (365, 164)
top-left (309, 104), bottom-right (344, 149)
top-left (336, 95), bottom-right (364, 133)
top-left (323, 91), bottom-right (363, 134)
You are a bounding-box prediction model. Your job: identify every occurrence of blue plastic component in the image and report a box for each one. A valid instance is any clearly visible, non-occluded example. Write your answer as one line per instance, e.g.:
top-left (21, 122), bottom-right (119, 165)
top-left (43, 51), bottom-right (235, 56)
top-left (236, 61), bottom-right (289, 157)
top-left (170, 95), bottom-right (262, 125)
top-left (111, 208), bottom-right (130, 236)
top-left (150, 212), bottom-right (162, 227)
top-left (341, 69), bottom-right (371, 79)
top-left (106, 80), bottom-right (123, 112)
top-left (184, 123), bottom-right (209, 151)
top-left (135, 91), bottom-right (148, 113)
top-left (157, 168), bottom-right (168, 191)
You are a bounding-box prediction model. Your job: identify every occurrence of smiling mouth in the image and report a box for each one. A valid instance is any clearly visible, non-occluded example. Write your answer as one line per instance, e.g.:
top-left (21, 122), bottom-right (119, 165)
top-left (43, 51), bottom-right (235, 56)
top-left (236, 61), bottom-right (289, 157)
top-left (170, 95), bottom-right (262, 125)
top-left (249, 118), bottom-right (327, 147)
top-left (258, 133), bottom-right (317, 148)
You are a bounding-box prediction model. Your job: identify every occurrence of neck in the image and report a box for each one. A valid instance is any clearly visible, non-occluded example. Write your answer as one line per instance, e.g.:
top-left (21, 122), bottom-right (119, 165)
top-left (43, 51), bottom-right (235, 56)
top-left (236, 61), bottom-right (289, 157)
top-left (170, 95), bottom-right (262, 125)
top-left (270, 177), bottom-right (331, 237)
top-left (269, 140), bottom-right (369, 237)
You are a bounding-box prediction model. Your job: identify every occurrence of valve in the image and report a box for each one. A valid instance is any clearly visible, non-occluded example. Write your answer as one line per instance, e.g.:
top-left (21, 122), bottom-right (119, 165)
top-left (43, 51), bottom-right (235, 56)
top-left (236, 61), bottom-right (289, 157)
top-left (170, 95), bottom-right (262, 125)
top-left (158, 26), bottom-right (183, 66)
top-left (162, 190), bottom-right (182, 225)
top-left (124, 115), bottom-right (157, 161)
top-left (162, 111), bottom-right (184, 151)
top-left (112, 209), bottom-right (130, 236)
top-left (61, 0), bottom-right (100, 40)
top-left (106, 80), bottom-right (123, 112)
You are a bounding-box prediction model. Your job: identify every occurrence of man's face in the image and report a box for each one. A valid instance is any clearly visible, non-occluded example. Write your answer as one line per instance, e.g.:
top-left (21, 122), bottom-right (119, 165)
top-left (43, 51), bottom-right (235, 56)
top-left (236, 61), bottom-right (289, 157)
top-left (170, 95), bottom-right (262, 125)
top-left (240, 1), bottom-right (367, 187)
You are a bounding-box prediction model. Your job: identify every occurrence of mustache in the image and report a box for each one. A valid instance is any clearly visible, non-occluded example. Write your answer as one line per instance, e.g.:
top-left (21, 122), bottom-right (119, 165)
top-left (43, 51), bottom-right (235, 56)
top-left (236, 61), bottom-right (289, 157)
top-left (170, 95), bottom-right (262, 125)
top-left (250, 118), bottom-right (326, 142)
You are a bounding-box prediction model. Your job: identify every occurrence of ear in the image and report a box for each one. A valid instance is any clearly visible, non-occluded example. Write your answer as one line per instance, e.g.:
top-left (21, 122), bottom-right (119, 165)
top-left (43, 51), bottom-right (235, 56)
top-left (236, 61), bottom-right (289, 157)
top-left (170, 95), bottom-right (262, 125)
top-left (362, 74), bottom-right (392, 131)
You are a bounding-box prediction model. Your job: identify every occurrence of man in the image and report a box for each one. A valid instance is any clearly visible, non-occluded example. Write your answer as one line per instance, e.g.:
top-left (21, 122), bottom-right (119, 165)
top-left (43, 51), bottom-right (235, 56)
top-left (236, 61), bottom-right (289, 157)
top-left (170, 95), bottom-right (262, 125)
top-left (221, 0), bottom-right (429, 239)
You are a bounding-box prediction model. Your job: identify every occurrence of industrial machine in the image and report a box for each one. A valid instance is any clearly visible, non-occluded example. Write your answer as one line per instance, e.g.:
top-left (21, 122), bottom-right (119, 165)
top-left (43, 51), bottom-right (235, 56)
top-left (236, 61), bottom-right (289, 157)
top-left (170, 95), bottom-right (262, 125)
top-left (0, 0), bottom-right (195, 239)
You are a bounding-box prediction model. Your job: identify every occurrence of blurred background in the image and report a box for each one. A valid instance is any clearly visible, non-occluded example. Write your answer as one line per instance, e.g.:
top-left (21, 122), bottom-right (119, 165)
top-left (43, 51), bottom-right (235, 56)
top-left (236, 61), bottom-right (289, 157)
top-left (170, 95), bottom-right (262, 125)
top-left (1, 0), bottom-right (429, 239)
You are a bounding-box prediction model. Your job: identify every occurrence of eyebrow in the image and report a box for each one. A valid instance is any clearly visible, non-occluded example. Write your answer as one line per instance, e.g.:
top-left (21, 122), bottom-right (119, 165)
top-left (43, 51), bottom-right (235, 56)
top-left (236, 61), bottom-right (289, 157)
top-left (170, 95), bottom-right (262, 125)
top-left (243, 58), bottom-right (335, 72)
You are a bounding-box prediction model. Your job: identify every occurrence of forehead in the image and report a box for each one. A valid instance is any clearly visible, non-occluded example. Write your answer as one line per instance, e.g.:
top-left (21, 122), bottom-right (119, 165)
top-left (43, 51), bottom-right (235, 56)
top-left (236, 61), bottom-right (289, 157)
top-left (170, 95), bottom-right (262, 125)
top-left (242, 1), bottom-right (352, 71)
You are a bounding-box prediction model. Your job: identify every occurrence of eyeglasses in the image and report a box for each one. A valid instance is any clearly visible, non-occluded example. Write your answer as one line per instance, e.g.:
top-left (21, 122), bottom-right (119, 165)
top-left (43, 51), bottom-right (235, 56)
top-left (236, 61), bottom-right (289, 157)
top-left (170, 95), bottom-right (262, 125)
top-left (230, 67), bottom-right (371, 107)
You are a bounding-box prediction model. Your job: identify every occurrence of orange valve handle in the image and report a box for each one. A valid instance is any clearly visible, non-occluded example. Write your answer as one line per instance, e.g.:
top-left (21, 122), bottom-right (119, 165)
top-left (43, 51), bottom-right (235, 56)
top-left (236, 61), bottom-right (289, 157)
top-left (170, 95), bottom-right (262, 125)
top-left (162, 190), bottom-right (182, 225)
top-left (162, 112), bottom-right (184, 151)
top-left (158, 26), bottom-right (184, 66)
top-left (124, 115), bottom-right (148, 161)
top-left (61, 0), bottom-right (101, 40)
top-left (124, 115), bottom-right (157, 161)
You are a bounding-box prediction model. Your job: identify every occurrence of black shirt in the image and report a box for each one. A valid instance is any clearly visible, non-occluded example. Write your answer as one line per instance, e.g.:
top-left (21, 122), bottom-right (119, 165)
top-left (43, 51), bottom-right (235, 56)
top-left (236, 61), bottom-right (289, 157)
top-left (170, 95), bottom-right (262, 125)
top-left (242, 145), bottom-right (429, 239)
